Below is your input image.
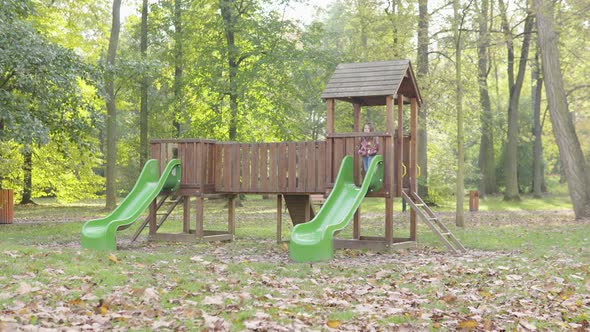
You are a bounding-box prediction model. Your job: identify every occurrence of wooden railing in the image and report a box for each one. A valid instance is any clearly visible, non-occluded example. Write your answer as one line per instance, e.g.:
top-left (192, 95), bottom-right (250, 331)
top-left (151, 135), bottom-right (409, 196)
top-left (214, 141), bottom-right (326, 193)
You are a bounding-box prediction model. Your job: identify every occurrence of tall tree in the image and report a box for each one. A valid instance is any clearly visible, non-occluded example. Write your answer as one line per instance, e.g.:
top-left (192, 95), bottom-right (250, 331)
top-left (416, 0), bottom-right (429, 199)
top-left (105, 0), bottom-right (122, 210)
top-left (454, 0), bottom-right (465, 227)
top-left (499, 0), bottom-right (534, 201)
top-left (531, 47), bottom-right (545, 197)
top-left (476, 0), bottom-right (497, 197)
top-left (172, 0), bottom-right (184, 137)
top-left (219, 0), bottom-right (240, 141)
top-left (140, 0), bottom-right (149, 166)
top-left (532, 0), bottom-right (590, 218)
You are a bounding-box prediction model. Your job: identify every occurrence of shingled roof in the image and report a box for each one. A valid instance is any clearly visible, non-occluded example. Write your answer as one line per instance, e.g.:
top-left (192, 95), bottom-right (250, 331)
top-left (321, 60), bottom-right (422, 107)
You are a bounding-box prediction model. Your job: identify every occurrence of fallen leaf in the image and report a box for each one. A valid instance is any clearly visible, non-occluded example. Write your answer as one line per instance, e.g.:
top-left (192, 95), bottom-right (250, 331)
top-left (326, 320), bottom-right (341, 328)
top-left (280, 242), bottom-right (288, 251)
top-left (457, 319), bottom-right (478, 330)
top-left (107, 253), bottom-right (119, 263)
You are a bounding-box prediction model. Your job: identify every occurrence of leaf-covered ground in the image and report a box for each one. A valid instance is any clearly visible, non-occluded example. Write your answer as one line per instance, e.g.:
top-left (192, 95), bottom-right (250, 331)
top-left (0, 201), bottom-right (589, 331)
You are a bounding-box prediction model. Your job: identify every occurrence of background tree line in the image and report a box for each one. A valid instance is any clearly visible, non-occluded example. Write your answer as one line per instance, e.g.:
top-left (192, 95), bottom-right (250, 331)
top-left (1, 0), bottom-right (589, 218)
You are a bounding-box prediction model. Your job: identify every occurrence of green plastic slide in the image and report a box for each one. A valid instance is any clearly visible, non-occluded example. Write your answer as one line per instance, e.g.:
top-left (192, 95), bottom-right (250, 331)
top-left (289, 155), bottom-right (384, 262)
top-left (81, 159), bottom-right (181, 251)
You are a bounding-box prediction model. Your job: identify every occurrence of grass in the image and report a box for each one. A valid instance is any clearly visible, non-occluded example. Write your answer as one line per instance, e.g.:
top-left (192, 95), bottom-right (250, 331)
top-left (0, 194), bottom-right (589, 330)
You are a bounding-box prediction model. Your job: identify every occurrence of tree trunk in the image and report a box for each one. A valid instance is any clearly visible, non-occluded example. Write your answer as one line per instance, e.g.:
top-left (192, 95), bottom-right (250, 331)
top-left (454, 0), bottom-right (464, 227)
top-left (531, 48), bottom-right (545, 198)
top-left (105, 0), bottom-right (122, 210)
top-left (20, 144), bottom-right (33, 205)
top-left (173, 0), bottom-right (183, 137)
top-left (533, 0), bottom-right (590, 218)
top-left (500, 0), bottom-right (534, 201)
top-left (476, 0), bottom-right (497, 198)
top-left (219, 0), bottom-right (239, 141)
top-left (139, 0), bottom-right (149, 166)
top-left (416, 0), bottom-right (429, 199)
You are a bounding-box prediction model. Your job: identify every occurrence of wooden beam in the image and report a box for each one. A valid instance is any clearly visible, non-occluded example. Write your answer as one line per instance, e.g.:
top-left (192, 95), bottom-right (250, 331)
top-left (385, 197), bottom-right (393, 245)
top-left (228, 195), bottom-right (236, 238)
top-left (183, 196), bottom-right (190, 234)
top-left (396, 95), bottom-right (404, 197)
top-left (148, 199), bottom-right (157, 236)
top-left (195, 195), bottom-right (204, 239)
top-left (277, 195), bottom-right (283, 243)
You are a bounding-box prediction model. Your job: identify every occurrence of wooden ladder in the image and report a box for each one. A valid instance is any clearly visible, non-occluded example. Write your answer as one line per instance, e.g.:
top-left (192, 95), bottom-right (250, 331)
top-left (402, 191), bottom-right (466, 253)
top-left (131, 195), bottom-right (183, 242)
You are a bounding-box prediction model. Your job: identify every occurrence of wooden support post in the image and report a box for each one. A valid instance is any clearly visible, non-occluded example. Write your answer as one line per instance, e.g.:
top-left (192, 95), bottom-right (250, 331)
top-left (396, 95), bottom-right (404, 197)
top-left (148, 199), bottom-right (157, 236)
top-left (326, 98), bottom-right (335, 186)
top-left (353, 208), bottom-right (361, 240)
top-left (385, 197), bottom-right (393, 245)
top-left (277, 195), bottom-right (283, 243)
top-left (183, 196), bottom-right (190, 234)
top-left (353, 103), bottom-right (362, 186)
top-left (385, 96), bottom-right (395, 197)
top-left (195, 195), bottom-right (204, 239)
top-left (410, 97), bottom-right (418, 241)
top-left (228, 195), bottom-right (236, 238)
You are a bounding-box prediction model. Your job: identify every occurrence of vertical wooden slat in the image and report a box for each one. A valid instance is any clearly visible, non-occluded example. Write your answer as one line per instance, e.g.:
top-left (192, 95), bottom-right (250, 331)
top-left (200, 142), bottom-right (208, 189)
top-left (208, 143), bottom-right (216, 186)
top-left (269, 143), bottom-right (278, 192)
top-left (215, 144), bottom-right (223, 192)
top-left (297, 143), bottom-right (305, 192)
top-left (240, 144), bottom-right (248, 192)
top-left (326, 99), bottom-right (335, 189)
top-left (318, 142), bottom-right (326, 192)
top-left (260, 143), bottom-right (268, 192)
top-left (148, 199), bottom-right (157, 236)
top-left (232, 144), bottom-right (240, 192)
top-left (196, 142), bottom-right (203, 186)
top-left (306, 142), bottom-right (314, 192)
top-left (353, 208), bottom-right (360, 240)
top-left (251, 143), bottom-right (259, 192)
top-left (178, 143), bottom-right (186, 184)
top-left (279, 143), bottom-right (287, 192)
top-left (223, 145), bottom-right (231, 191)
top-left (150, 143), bottom-right (160, 160)
top-left (288, 142), bottom-right (296, 191)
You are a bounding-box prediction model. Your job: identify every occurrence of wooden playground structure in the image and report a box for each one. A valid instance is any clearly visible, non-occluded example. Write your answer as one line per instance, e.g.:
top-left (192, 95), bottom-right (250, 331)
top-left (139, 60), bottom-right (465, 253)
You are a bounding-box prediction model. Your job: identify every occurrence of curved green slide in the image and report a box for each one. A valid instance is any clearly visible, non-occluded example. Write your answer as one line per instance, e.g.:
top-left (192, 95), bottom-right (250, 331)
top-left (81, 159), bottom-right (182, 251)
top-left (289, 155), bottom-right (384, 262)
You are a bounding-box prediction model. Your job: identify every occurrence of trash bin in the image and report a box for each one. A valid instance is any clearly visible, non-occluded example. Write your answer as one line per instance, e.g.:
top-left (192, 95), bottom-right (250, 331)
top-left (469, 190), bottom-right (479, 212)
top-left (0, 189), bottom-right (14, 224)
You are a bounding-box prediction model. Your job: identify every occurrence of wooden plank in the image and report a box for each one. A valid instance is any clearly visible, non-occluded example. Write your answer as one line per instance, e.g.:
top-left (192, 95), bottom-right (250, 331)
top-left (215, 144), bottom-right (223, 192)
top-left (279, 143), bottom-right (287, 192)
top-left (195, 142), bottom-right (203, 186)
top-left (288, 142), bottom-right (296, 191)
top-left (200, 142), bottom-right (208, 189)
top-left (223, 145), bottom-right (231, 191)
top-left (297, 143), bottom-right (305, 192)
top-left (306, 142), bottom-right (314, 192)
top-left (318, 141), bottom-right (326, 192)
top-left (149, 199), bottom-right (157, 236)
top-left (240, 144), bottom-right (250, 191)
top-left (208, 143), bottom-right (216, 186)
top-left (269, 143), bottom-right (278, 192)
top-left (250, 143), bottom-right (259, 192)
top-left (232, 144), bottom-right (240, 192)
top-left (260, 143), bottom-right (268, 191)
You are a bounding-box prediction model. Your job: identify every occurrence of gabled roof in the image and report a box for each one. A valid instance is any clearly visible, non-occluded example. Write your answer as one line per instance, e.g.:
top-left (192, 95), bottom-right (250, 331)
top-left (321, 60), bottom-right (422, 107)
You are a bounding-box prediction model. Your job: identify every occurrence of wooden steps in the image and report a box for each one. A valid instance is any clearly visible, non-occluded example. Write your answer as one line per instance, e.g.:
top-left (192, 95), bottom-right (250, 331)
top-left (401, 191), bottom-right (466, 253)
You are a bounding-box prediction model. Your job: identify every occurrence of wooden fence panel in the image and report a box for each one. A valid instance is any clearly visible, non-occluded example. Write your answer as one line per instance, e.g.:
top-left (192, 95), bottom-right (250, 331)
top-left (269, 143), bottom-right (278, 192)
top-left (279, 143), bottom-right (287, 192)
top-left (260, 144), bottom-right (268, 190)
top-left (288, 142), bottom-right (296, 191)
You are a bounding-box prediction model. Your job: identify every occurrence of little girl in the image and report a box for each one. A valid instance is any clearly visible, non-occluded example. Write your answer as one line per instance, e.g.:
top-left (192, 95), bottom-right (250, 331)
top-left (358, 123), bottom-right (379, 172)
